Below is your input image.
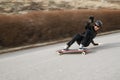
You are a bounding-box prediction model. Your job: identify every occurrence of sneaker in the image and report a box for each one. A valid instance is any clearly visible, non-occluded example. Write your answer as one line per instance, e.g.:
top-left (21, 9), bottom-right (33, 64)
top-left (78, 48), bottom-right (84, 51)
top-left (78, 47), bottom-right (87, 51)
top-left (78, 44), bottom-right (86, 51)
top-left (79, 44), bottom-right (84, 50)
top-left (63, 45), bottom-right (69, 50)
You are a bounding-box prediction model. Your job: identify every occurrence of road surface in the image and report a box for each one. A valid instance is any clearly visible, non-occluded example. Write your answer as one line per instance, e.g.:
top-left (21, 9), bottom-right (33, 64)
top-left (0, 32), bottom-right (120, 80)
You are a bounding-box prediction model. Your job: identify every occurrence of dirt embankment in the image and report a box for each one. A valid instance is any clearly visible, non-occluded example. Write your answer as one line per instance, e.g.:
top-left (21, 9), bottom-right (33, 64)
top-left (0, 9), bottom-right (120, 48)
top-left (0, 0), bottom-right (120, 14)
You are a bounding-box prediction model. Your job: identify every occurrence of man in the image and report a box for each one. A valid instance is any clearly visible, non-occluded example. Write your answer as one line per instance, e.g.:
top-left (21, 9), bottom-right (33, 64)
top-left (64, 20), bottom-right (103, 50)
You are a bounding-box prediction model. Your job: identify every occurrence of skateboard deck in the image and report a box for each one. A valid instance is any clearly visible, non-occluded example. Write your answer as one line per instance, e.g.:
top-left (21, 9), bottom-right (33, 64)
top-left (57, 49), bottom-right (87, 55)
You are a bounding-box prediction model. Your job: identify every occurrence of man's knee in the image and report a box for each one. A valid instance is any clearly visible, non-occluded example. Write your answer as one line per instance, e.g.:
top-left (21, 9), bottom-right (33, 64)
top-left (74, 33), bottom-right (81, 39)
top-left (82, 43), bottom-right (89, 47)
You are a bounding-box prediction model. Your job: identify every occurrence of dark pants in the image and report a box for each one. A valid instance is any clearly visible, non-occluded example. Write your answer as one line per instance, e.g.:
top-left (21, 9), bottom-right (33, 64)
top-left (67, 34), bottom-right (83, 47)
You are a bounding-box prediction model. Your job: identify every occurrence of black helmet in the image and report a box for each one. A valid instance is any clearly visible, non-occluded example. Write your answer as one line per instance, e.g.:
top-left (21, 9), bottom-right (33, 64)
top-left (95, 20), bottom-right (103, 28)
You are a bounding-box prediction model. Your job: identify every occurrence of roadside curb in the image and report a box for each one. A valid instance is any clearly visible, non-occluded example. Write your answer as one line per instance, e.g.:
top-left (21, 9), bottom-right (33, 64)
top-left (0, 30), bottom-right (120, 54)
top-left (97, 30), bottom-right (120, 36)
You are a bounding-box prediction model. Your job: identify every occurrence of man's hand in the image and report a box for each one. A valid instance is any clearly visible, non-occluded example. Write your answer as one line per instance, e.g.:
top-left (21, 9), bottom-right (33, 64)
top-left (91, 40), bottom-right (99, 46)
top-left (93, 43), bottom-right (99, 46)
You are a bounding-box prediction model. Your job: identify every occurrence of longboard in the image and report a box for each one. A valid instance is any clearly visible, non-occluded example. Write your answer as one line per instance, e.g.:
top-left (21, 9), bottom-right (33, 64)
top-left (57, 49), bottom-right (87, 55)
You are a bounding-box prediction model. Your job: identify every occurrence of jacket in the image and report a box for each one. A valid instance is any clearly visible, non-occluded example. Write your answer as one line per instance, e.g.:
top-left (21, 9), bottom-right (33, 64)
top-left (81, 26), bottom-right (97, 47)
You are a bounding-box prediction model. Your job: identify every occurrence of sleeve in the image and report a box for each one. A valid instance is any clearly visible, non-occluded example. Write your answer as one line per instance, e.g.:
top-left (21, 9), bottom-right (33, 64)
top-left (91, 40), bottom-right (95, 45)
top-left (85, 21), bottom-right (91, 29)
top-left (91, 39), bottom-right (99, 46)
top-left (85, 16), bottom-right (94, 29)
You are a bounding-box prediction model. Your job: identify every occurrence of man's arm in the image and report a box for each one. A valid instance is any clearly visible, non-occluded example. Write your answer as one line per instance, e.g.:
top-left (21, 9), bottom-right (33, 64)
top-left (85, 16), bottom-right (94, 29)
top-left (91, 40), bottom-right (99, 46)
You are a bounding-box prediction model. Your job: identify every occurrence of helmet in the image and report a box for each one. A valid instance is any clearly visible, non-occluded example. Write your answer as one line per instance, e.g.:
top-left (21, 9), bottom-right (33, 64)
top-left (95, 20), bottom-right (103, 28)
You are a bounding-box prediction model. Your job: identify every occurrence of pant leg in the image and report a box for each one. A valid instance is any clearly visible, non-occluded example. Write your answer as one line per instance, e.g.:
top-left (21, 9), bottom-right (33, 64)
top-left (67, 33), bottom-right (83, 47)
top-left (81, 40), bottom-right (91, 47)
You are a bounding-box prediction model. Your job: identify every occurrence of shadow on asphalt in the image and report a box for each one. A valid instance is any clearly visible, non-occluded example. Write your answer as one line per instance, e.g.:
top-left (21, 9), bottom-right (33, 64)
top-left (88, 42), bottom-right (120, 54)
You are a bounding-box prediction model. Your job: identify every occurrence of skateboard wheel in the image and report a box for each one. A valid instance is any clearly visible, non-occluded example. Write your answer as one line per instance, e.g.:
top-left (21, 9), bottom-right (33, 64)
top-left (57, 52), bottom-right (63, 55)
top-left (82, 51), bottom-right (86, 55)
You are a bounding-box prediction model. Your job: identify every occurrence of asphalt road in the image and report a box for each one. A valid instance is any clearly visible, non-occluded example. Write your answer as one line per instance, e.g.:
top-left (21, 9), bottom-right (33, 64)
top-left (0, 32), bottom-right (120, 80)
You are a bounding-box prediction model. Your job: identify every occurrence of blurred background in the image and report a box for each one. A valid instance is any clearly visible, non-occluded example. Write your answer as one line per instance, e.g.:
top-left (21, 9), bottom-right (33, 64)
top-left (0, 0), bottom-right (119, 14)
top-left (0, 0), bottom-right (119, 49)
